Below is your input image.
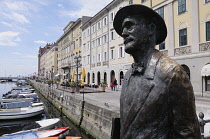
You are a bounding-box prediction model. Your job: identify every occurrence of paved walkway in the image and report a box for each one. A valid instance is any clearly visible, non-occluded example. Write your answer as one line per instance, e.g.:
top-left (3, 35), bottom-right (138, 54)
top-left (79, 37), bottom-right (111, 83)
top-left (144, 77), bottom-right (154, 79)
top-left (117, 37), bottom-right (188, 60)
top-left (55, 85), bottom-right (210, 113)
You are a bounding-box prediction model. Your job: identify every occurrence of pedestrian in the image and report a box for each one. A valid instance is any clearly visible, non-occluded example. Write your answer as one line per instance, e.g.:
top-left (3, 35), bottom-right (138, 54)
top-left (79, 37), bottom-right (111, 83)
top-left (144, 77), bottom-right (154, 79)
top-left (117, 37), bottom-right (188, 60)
top-left (113, 78), bottom-right (117, 91)
top-left (110, 83), bottom-right (114, 91)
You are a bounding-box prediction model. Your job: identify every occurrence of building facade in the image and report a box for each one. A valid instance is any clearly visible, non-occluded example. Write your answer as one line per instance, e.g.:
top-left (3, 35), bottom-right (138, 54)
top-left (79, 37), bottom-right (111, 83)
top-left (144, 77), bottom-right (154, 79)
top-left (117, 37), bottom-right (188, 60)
top-left (38, 43), bottom-right (57, 79)
top-left (57, 16), bottom-right (91, 82)
top-left (81, 0), bottom-right (210, 95)
top-left (81, 0), bottom-right (133, 88)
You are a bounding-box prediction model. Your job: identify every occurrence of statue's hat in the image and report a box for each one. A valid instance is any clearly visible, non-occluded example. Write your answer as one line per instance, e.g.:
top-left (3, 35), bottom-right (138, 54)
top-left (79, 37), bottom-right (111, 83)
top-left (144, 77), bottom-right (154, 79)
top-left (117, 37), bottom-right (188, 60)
top-left (113, 4), bottom-right (167, 45)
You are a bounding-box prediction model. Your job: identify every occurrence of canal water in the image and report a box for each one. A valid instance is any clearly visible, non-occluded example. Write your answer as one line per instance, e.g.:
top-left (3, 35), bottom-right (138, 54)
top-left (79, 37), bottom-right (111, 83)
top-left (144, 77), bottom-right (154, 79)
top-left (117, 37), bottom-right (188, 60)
top-left (0, 82), bottom-right (93, 139)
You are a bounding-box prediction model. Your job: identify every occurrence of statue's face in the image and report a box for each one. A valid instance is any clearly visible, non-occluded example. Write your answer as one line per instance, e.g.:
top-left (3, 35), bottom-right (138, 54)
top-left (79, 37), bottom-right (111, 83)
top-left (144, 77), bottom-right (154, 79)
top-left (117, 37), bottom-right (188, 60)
top-left (121, 16), bottom-right (149, 54)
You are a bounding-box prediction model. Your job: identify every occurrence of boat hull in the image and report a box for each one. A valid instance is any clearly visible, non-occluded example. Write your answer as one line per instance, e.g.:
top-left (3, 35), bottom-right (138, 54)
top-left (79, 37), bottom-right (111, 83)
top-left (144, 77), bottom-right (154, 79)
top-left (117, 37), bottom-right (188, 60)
top-left (0, 106), bottom-right (44, 120)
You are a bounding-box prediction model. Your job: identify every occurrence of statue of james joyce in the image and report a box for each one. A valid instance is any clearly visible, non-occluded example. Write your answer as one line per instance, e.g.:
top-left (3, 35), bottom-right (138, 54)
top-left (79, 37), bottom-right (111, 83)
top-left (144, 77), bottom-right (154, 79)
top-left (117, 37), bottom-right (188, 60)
top-left (113, 4), bottom-right (201, 139)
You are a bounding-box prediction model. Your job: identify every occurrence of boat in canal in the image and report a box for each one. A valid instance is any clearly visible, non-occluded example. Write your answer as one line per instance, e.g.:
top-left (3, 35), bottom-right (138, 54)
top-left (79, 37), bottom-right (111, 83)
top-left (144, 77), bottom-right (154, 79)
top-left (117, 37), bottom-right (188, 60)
top-left (0, 127), bottom-right (70, 139)
top-left (0, 118), bottom-right (60, 136)
top-left (0, 105), bottom-right (44, 120)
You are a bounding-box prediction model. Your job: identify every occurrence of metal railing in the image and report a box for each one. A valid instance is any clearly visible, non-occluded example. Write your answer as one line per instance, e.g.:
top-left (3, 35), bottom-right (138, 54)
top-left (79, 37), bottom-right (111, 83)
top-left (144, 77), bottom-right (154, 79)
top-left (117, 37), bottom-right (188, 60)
top-left (199, 112), bottom-right (210, 139)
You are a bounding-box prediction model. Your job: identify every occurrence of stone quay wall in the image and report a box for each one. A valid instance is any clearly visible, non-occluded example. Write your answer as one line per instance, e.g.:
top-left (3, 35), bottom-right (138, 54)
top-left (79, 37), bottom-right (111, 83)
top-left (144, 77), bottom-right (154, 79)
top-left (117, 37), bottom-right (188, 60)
top-left (31, 81), bottom-right (120, 139)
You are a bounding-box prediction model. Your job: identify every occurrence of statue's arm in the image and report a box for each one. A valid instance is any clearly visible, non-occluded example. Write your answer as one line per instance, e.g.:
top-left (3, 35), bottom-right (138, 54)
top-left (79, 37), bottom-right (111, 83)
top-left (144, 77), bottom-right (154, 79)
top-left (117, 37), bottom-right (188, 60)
top-left (168, 66), bottom-right (201, 139)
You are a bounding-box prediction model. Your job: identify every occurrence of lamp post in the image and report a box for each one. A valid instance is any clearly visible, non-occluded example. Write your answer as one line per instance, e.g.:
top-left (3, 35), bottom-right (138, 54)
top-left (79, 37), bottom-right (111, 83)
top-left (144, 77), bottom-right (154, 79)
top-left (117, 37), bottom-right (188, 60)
top-left (68, 62), bottom-right (71, 82)
top-left (74, 54), bottom-right (82, 93)
top-left (51, 66), bottom-right (54, 93)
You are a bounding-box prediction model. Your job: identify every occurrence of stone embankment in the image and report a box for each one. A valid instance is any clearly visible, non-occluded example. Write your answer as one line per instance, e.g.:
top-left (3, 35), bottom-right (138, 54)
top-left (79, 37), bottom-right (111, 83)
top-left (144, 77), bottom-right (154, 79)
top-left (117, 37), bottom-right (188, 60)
top-left (31, 81), bottom-right (120, 139)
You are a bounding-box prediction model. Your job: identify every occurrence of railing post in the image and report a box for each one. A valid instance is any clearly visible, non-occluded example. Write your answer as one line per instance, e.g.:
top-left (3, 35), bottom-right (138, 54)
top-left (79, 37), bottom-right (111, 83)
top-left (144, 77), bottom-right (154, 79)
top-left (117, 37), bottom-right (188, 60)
top-left (199, 112), bottom-right (205, 139)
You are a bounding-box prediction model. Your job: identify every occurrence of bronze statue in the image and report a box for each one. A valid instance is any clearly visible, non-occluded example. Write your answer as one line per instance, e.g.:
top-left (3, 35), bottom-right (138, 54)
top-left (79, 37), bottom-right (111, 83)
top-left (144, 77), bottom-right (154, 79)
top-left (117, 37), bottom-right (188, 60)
top-left (113, 4), bottom-right (201, 139)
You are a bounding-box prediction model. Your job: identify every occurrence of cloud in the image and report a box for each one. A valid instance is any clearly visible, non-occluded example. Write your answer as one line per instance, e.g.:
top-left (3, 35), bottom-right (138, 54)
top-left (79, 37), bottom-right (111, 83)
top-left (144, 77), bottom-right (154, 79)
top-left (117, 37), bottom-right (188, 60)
top-left (12, 52), bottom-right (23, 55)
top-left (60, 0), bottom-right (112, 18)
top-left (58, 4), bottom-right (63, 8)
top-left (15, 37), bottom-right (22, 42)
top-left (34, 40), bottom-right (47, 44)
top-left (32, 0), bottom-right (48, 6)
top-left (3, 12), bottom-right (30, 24)
top-left (23, 55), bottom-right (37, 58)
top-left (4, 0), bottom-right (32, 13)
top-left (1, 22), bottom-right (12, 27)
top-left (0, 31), bottom-right (20, 46)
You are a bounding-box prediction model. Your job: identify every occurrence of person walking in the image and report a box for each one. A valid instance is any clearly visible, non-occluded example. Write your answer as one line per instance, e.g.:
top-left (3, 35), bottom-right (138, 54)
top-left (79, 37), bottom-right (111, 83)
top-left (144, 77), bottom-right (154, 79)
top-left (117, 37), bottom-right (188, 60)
top-left (113, 78), bottom-right (118, 91)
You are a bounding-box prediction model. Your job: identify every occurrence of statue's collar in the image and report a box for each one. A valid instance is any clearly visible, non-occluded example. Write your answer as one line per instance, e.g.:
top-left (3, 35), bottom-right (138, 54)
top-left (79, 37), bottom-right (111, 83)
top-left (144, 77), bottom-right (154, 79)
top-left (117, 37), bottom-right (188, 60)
top-left (144, 50), bottom-right (163, 79)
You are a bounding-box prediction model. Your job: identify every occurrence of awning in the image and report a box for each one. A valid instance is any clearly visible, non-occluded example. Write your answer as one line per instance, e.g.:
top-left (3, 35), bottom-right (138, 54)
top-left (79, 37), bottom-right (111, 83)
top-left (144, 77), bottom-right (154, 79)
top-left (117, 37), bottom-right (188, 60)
top-left (201, 64), bottom-right (210, 76)
top-left (55, 74), bottom-right (60, 76)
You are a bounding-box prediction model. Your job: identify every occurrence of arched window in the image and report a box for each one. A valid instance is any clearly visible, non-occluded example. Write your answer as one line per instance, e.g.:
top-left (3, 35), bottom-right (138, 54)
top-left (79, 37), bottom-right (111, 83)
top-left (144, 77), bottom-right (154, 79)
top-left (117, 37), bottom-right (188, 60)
top-left (104, 72), bottom-right (107, 82)
top-left (92, 73), bottom-right (95, 83)
top-left (120, 71), bottom-right (124, 85)
top-left (97, 72), bottom-right (100, 85)
top-left (181, 64), bottom-right (190, 79)
top-left (87, 72), bottom-right (90, 84)
top-left (110, 70), bottom-right (115, 83)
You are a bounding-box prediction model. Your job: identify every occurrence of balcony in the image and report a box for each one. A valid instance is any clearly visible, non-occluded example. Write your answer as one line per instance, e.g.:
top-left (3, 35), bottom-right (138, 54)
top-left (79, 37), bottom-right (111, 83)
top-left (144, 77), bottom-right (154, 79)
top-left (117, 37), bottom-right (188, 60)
top-left (160, 50), bottom-right (168, 56)
top-left (103, 61), bottom-right (108, 66)
top-left (97, 62), bottom-right (101, 66)
top-left (199, 42), bottom-right (210, 52)
top-left (174, 45), bottom-right (191, 56)
top-left (92, 63), bottom-right (95, 67)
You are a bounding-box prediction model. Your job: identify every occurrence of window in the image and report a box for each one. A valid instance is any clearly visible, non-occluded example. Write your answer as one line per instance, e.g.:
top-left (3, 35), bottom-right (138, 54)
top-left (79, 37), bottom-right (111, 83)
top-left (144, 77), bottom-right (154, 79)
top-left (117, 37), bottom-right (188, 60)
top-left (207, 21), bottom-right (210, 41)
top-left (92, 73), bottom-right (95, 83)
top-left (87, 29), bottom-right (90, 36)
top-left (110, 12), bottom-right (114, 22)
top-left (110, 49), bottom-right (114, 60)
top-left (159, 41), bottom-right (165, 50)
top-left (98, 21), bottom-right (101, 30)
top-left (141, 0), bottom-right (147, 3)
top-left (206, 0), bottom-right (210, 4)
top-left (92, 25), bottom-right (95, 33)
top-left (88, 55), bottom-right (90, 64)
top-left (118, 45), bottom-right (124, 58)
top-left (157, 6), bottom-right (164, 19)
top-left (179, 28), bottom-right (187, 46)
top-left (103, 34), bottom-right (107, 44)
top-left (129, 0), bottom-right (133, 4)
top-left (104, 52), bottom-right (107, 61)
top-left (103, 17), bottom-right (107, 26)
top-left (98, 53), bottom-right (101, 62)
top-left (111, 31), bottom-right (114, 40)
top-left (178, 0), bottom-right (186, 14)
top-left (97, 37), bottom-right (101, 46)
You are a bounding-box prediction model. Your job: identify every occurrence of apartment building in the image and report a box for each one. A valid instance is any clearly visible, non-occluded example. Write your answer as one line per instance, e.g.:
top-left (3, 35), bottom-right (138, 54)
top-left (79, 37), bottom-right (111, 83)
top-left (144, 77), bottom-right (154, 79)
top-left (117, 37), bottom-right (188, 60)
top-left (45, 43), bottom-right (58, 80)
top-left (143, 0), bottom-right (210, 95)
top-left (57, 16), bottom-right (91, 81)
top-left (38, 43), bottom-right (57, 79)
top-left (81, 0), bottom-right (133, 87)
top-left (81, 0), bottom-right (210, 94)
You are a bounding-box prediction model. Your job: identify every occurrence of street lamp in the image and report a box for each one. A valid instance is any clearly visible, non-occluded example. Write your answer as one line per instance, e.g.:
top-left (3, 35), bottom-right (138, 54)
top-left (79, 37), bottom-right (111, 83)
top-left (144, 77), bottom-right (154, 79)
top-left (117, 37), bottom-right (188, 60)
top-left (74, 54), bottom-right (82, 93)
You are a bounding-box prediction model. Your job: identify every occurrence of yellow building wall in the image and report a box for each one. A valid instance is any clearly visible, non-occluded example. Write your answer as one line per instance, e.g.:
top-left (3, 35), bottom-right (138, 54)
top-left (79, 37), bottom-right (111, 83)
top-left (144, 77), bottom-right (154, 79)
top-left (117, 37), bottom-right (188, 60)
top-left (199, 1), bottom-right (210, 43)
top-left (173, 0), bottom-right (192, 48)
top-left (152, 0), bottom-right (165, 7)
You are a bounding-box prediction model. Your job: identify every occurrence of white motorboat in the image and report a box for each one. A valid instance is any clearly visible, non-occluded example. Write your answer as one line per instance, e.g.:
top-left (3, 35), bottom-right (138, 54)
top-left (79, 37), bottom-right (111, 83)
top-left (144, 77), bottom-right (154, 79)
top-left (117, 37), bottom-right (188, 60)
top-left (0, 106), bottom-right (44, 120)
top-left (1, 98), bottom-right (34, 103)
top-left (0, 127), bottom-right (70, 139)
top-left (0, 118), bottom-right (60, 136)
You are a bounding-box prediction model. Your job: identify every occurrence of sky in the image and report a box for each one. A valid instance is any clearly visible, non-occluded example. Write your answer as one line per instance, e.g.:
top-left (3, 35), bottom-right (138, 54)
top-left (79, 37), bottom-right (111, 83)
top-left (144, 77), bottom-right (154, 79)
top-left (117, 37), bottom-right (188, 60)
top-left (0, 0), bottom-right (112, 77)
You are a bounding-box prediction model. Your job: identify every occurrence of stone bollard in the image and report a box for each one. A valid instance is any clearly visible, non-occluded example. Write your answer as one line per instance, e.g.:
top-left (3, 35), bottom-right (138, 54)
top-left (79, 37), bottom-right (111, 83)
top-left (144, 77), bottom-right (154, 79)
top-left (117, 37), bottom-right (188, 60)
top-left (199, 112), bottom-right (205, 139)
